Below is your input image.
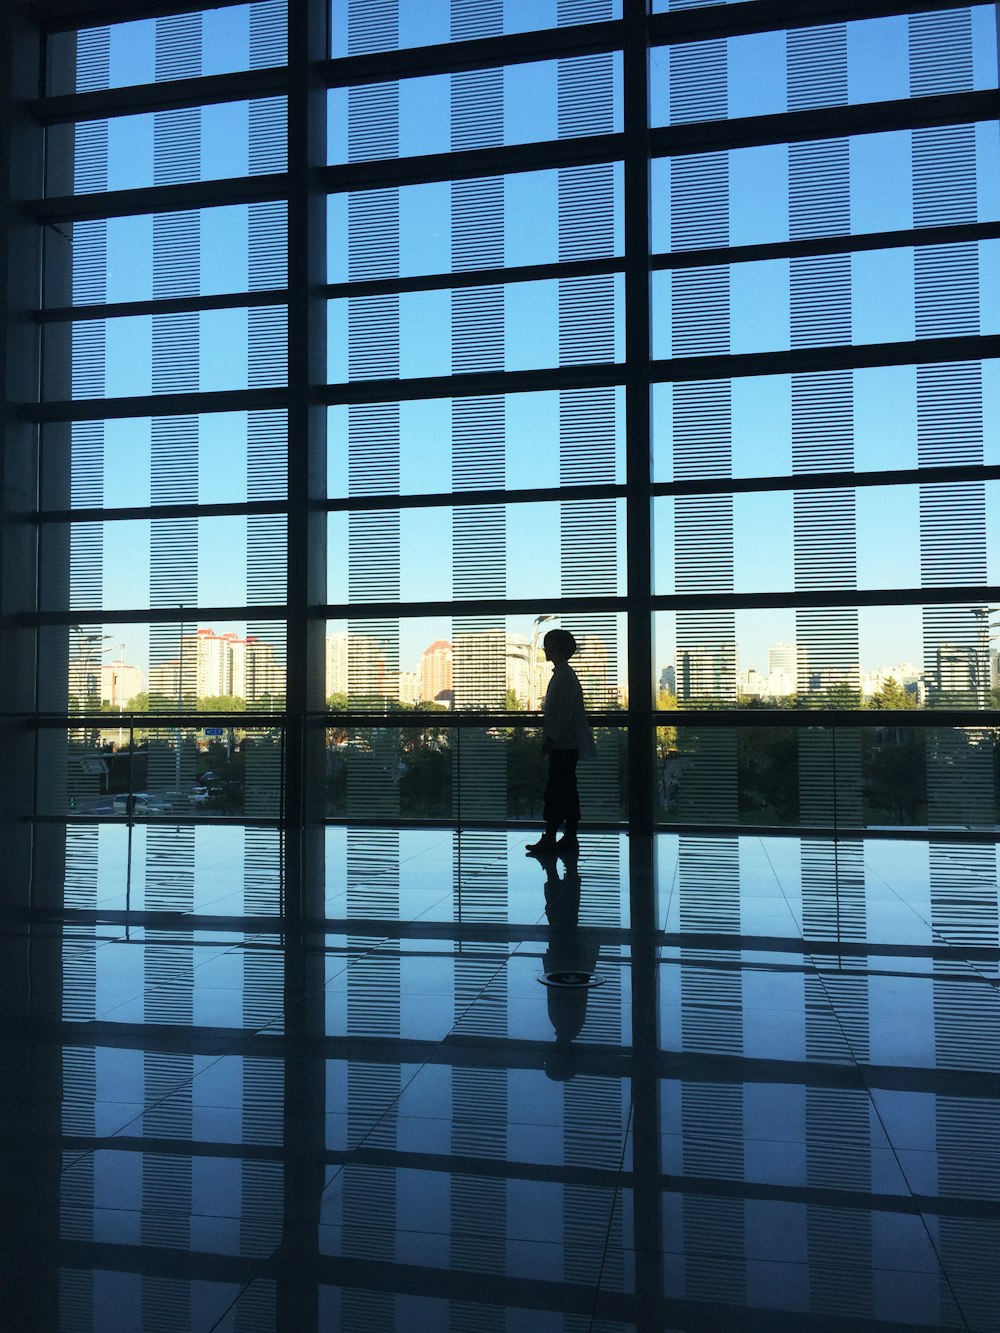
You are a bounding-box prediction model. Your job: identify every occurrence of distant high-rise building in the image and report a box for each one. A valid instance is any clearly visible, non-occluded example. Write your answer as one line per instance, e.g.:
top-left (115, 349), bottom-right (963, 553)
top-left (147, 659), bottom-right (181, 700)
top-left (100, 661), bottom-right (143, 706)
top-left (737, 667), bottom-right (766, 698)
top-left (505, 632), bottom-right (534, 707)
top-left (452, 629), bottom-right (506, 709)
top-left (659, 665), bottom-right (676, 696)
top-left (768, 641), bottom-right (797, 677)
top-left (241, 637), bottom-right (285, 703)
top-left (398, 670), bottom-right (421, 705)
top-left (149, 629), bottom-right (285, 705)
top-left (189, 628), bottom-right (232, 697)
top-left (325, 630), bottom-right (348, 697)
top-left (421, 640), bottom-right (453, 705)
top-left (346, 632), bottom-right (393, 703)
top-left (936, 642), bottom-right (978, 702)
top-left (765, 641), bottom-right (798, 697)
top-left (574, 633), bottom-right (616, 709)
top-left (678, 644), bottom-right (737, 702)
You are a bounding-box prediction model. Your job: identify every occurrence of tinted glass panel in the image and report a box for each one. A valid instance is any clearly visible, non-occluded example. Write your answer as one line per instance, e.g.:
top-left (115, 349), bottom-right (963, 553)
top-left (39, 620), bottom-right (287, 714)
top-left (46, 100), bottom-right (287, 197)
top-left (36, 723), bottom-right (283, 819)
top-left (325, 613), bottom-right (627, 711)
top-left (44, 205), bottom-right (287, 308)
top-left (329, 55), bottom-right (621, 165)
top-left (651, 241), bottom-right (1000, 359)
top-left (329, 277), bottom-right (623, 383)
top-left (652, 362), bottom-right (1000, 481)
top-left (43, 307), bottom-right (288, 401)
top-left (41, 411), bottom-right (288, 510)
top-left (650, 8), bottom-right (998, 126)
top-left (651, 126), bottom-right (1000, 253)
top-left (326, 724), bottom-right (627, 822)
top-left (328, 499), bottom-right (625, 603)
top-left (653, 481), bottom-right (1000, 596)
top-left (329, 389), bottom-right (625, 497)
top-left (654, 605), bottom-right (999, 710)
top-left (39, 515), bottom-right (288, 611)
top-left (48, 4), bottom-right (287, 96)
top-left (328, 165), bottom-right (623, 284)
top-left (656, 723), bottom-right (999, 829)
top-left (330, 1), bottom-right (623, 59)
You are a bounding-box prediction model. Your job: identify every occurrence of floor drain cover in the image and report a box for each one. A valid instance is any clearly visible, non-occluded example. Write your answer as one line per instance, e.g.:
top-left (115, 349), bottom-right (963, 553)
top-left (539, 970), bottom-right (606, 989)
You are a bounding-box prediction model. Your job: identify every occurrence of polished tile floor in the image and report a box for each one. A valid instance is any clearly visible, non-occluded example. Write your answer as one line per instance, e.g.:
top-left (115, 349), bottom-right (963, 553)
top-left (3, 825), bottom-right (999, 1330)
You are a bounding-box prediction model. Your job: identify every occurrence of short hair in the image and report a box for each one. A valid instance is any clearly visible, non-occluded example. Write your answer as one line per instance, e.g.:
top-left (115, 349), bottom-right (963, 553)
top-left (544, 628), bottom-right (577, 658)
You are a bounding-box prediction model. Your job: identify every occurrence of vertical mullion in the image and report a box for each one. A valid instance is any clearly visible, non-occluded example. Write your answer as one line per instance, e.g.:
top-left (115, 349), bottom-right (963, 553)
top-left (285, 0), bottom-right (328, 846)
top-left (282, 4), bottom-right (328, 1331)
top-left (623, 0), bottom-right (664, 1320)
top-left (624, 0), bottom-right (655, 845)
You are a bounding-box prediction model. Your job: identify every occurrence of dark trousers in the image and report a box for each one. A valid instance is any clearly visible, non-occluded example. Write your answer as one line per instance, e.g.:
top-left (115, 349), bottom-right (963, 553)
top-left (543, 748), bottom-right (580, 830)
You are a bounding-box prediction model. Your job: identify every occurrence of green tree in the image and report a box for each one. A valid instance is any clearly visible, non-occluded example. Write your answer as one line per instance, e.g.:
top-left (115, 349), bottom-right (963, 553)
top-left (655, 688), bottom-right (678, 753)
top-left (737, 728), bottom-right (799, 824)
top-left (197, 695), bottom-right (246, 713)
top-left (823, 682), bottom-right (865, 709)
top-left (868, 676), bottom-right (917, 710)
top-left (862, 729), bottom-right (926, 823)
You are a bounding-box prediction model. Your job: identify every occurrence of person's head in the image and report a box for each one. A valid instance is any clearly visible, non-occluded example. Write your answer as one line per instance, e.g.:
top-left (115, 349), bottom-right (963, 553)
top-left (543, 628), bottom-right (577, 664)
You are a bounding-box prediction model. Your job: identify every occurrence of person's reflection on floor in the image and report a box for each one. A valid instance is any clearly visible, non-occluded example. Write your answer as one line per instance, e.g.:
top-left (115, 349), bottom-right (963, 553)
top-left (531, 846), bottom-right (600, 1081)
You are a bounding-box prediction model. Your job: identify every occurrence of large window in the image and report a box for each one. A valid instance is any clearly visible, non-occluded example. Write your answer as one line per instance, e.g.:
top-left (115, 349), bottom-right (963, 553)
top-left (8, 0), bottom-right (999, 835)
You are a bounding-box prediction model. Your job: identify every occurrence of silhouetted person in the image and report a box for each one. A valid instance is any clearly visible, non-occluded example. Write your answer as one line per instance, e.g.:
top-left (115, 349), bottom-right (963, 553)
top-left (526, 628), bottom-right (596, 858)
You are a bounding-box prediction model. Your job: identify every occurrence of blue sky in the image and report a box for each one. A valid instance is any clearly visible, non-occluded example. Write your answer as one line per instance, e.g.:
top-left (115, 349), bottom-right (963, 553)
top-left (58, 4), bottom-right (1000, 691)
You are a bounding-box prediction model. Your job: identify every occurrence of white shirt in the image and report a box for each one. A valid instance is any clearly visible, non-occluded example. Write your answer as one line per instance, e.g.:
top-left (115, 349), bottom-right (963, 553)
top-left (543, 663), bottom-right (597, 758)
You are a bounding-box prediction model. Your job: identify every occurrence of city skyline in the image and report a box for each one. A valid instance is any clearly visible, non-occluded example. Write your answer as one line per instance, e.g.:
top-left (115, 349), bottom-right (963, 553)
top-left (66, 621), bottom-right (1000, 708)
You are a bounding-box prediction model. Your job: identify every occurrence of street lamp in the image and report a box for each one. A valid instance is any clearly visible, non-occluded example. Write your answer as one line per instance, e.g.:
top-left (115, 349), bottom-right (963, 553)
top-left (971, 606), bottom-right (1000, 708)
top-left (71, 627), bottom-right (113, 711)
top-left (108, 640), bottom-right (127, 748)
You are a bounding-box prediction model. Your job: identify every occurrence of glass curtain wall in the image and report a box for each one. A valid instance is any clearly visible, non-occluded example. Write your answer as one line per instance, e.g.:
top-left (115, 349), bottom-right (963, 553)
top-left (20, 0), bottom-right (1000, 836)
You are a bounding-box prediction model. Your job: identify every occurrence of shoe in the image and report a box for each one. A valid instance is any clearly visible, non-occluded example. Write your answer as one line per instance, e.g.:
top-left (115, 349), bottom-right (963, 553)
top-left (555, 834), bottom-right (580, 859)
top-left (525, 837), bottom-right (558, 856)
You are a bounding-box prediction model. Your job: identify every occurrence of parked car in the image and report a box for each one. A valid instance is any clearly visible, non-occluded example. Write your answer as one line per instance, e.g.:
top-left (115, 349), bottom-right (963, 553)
top-left (111, 793), bottom-right (174, 815)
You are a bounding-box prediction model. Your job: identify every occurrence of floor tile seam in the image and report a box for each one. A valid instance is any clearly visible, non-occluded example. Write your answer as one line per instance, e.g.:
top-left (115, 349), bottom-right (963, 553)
top-left (755, 835), bottom-right (790, 898)
top-left (607, 1241), bottom-right (950, 1278)
top-left (929, 946), bottom-right (1000, 991)
top-left (811, 971), bottom-right (975, 1332)
top-left (212, 1225), bottom-right (615, 1327)
top-left (205, 1242), bottom-right (289, 1333)
top-left (344, 1143), bottom-right (628, 1191)
top-left (249, 1214), bottom-right (624, 1249)
top-left (391, 832), bottom-right (456, 867)
top-left (320, 933), bottom-right (400, 987)
top-left (312, 920), bottom-right (568, 1218)
top-left (809, 961), bottom-right (996, 984)
top-left (586, 1092), bottom-right (636, 1332)
top-left (73, 945), bottom-right (292, 1017)
top-left (58, 1045), bottom-right (261, 1174)
top-left (82, 985), bottom-right (281, 1025)
top-left (656, 846), bottom-right (680, 956)
top-left (801, 968), bottom-right (910, 1131)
